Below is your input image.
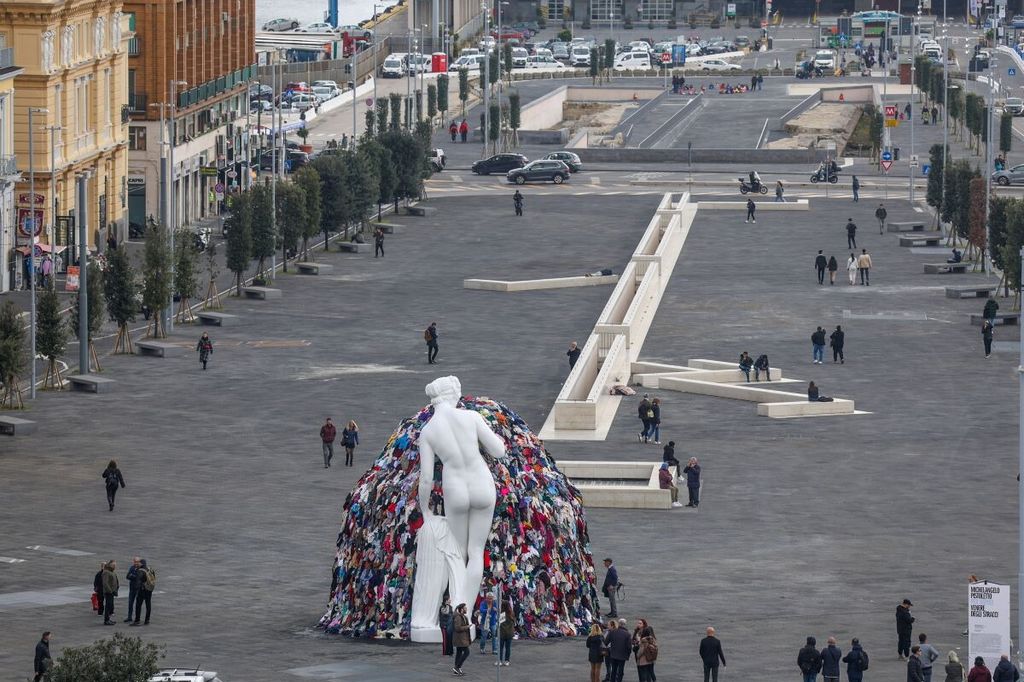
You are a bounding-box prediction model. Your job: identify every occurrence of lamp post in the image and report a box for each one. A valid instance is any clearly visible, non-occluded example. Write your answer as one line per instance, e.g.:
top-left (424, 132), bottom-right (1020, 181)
top-left (166, 80), bottom-right (187, 332)
top-left (27, 106), bottom-right (48, 399)
top-left (46, 123), bottom-right (61, 286)
top-left (482, 0), bottom-right (490, 157)
top-left (909, 9), bottom-right (918, 203)
top-left (940, 24), bottom-right (949, 233)
top-left (75, 170), bottom-right (91, 375)
top-left (985, 48), bottom-right (997, 275)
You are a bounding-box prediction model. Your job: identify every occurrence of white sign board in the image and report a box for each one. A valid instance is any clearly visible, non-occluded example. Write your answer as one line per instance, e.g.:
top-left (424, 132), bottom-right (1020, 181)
top-left (969, 581), bottom-right (1011, 667)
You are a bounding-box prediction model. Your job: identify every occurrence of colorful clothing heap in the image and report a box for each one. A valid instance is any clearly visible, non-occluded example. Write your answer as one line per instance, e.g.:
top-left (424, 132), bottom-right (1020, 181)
top-left (319, 396), bottom-right (599, 640)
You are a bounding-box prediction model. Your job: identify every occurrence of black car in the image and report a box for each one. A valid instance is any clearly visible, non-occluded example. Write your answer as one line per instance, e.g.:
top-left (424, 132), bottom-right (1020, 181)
top-left (472, 153), bottom-right (528, 175)
top-left (259, 150), bottom-right (309, 172)
top-left (543, 151), bottom-right (583, 173)
top-left (506, 160), bottom-right (571, 184)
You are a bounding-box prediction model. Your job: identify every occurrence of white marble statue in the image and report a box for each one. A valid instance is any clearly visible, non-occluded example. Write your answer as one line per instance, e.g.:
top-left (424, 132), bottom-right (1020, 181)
top-left (410, 376), bottom-right (506, 641)
top-left (41, 31), bottom-right (54, 73)
top-left (112, 11), bottom-right (122, 50)
top-left (61, 26), bottom-right (73, 66)
top-left (94, 17), bottom-right (105, 56)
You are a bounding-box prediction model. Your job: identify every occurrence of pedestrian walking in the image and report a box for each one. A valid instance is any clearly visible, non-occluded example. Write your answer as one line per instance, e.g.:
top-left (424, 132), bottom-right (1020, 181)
top-left (993, 654), bottom-right (1019, 682)
top-left (969, 657), bottom-right (992, 682)
top-left (738, 351), bottom-right (754, 382)
top-left (602, 558), bottom-right (620, 617)
top-left (124, 556), bottom-right (142, 623)
top-left (798, 636), bottom-right (822, 682)
top-left (932, 105), bottom-right (939, 123)
top-left (635, 624), bottom-right (658, 682)
top-left (905, 103), bottom-right (912, 120)
top-left (513, 190), bottom-right (524, 216)
top-left (449, 121), bottom-right (458, 142)
top-left (459, 119), bottom-right (469, 142)
top-left (440, 597), bottom-right (454, 656)
top-left (857, 249), bottom-right (872, 285)
top-left (659, 462), bottom-right (683, 507)
top-left (920, 634), bottom-right (940, 682)
top-left (637, 394), bottom-right (652, 443)
top-left (604, 618), bottom-right (617, 681)
top-left (131, 559), bottom-right (154, 625)
top-left (452, 603), bottom-right (471, 676)
top-left (341, 420), bottom-right (359, 466)
top-left (101, 559), bottom-right (119, 625)
top-left (827, 255), bottom-right (838, 285)
top-left (775, 180), bottom-right (785, 202)
top-left (567, 341), bottom-right (581, 369)
top-left (699, 626), bottom-right (727, 682)
top-left (830, 325), bottom-right (845, 364)
top-left (683, 457), bottom-right (701, 507)
top-left (745, 198), bottom-right (756, 223)
top-left (852, 175), bottom-right (860, 202)
top-left (910, 646), bottom-right (926, 682)
top-left (897, 598), bottom-right (915, 660)
top-left (876, 203), bottom-right (888, 234)
top-left (102, 460), bottom-right (125, 511)
top-left (33, 631), bottom-right (52, 682)
top-left (815, 250), bottom-right (828, 285)
top-left (320, 417), bottom-right (336, 468)
top-left (984, 299), bottom-right (999, 325)
top-left (586, 623), bottom-right (606, 682)
top-left (843, 638), bottom-right (870, 682)
top-left (822, 636), bottom-right (842, 682)
top-left (497, 601), bottom-right (513, 666)
top-left (374, 227), bottom-right (385, 258)
top-left (754, 353), bottom-right (771, 381)
top-left (605, 617), bottom-right (632, 682)
top-left (478, 593), bottom-right (498, 655)
top-left (945, 651), bottom-right (964, 682)
top-left (847, 252), bottom-right (858, 285)
top-left (812, 326), bottom-right (827, 364)
top-left (41, 254), bottom-right (53, 289)
top-left (846, 218), bottom-right (858, 249)
top-left (196, 331), bottom-right (213, 370)
top-left (648, 398), bottom-right (662, 444)
top-left (424, 322), bottom-right (439, 364)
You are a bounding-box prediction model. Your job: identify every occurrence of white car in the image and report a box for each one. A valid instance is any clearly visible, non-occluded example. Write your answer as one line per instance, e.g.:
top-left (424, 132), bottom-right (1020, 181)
top-left (289, 94), bottom-right (319, 111)
top-left (459, 47), bottom-right (481, 58)
top-left (430, 148), bottom-right (446, 172)
top-left (406, 54), bottom-right (431, 75)
top-left (312, 85), bottom-right (339, 102)
top-left (532, 47), bottom-right (553, 58)
top-left (697, 58), bottom-right (741, 71)
top-left (149, 670), bottom-right (224, 682)
top-left (526, 54), bottom-right (566, 69)
top-left (629, 40), bottom-right (652, 53)
top-left (298, 22), bottom-right (337, 32)
top-left (479, 37), bottom-right (496, 52)
top-left (570, 45), bottom-right (591, 67)
top-left (511, 47), bottom-right (529, 68)
top-left (262, 17), bottom-right (299, 31)
top-left (312, 79), bottom-right (339, 90)
top-left (613, 51), bottom-right (653, 70)
top-left (813, 49), bottom-right (836, 69)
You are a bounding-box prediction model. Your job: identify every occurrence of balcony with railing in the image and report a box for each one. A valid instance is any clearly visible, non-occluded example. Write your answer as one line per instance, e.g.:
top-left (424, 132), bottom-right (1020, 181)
top-left (127, 37), bottom-right (140, 56)
top-left (127, 92), bottom-right (148, 113)
top-left (0, 47), bottom-right (13, 72)
top-left (0, 154), bottom-right (16, 178)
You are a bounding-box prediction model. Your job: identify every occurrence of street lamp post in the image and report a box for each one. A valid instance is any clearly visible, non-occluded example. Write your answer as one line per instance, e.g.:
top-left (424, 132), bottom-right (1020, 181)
top-left (909, 10), bottom-right (918, 203)
top-left (27, 106), bottom-right (48, 399)
top-left (166, 79), bottom-right (187, 332)
top-left (482, 0), bottom-right (490, 157)
top-left (75, 170), bottom-right (91, 375)
top-left (940, 25), bottom-right (949, 233)
top-left (46, 124), bottom-right (61, 285)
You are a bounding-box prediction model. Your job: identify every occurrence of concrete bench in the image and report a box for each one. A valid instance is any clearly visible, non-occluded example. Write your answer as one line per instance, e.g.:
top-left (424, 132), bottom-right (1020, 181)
top-left (924, 262), bottom-right (971, 274)
top-left (135, 340), bottom-right (179, 358)
top-left (404, 205), bottom-right (437, 217)
top-left (899, 232), bottom-right (943, 247)
top-left (757, 399), bottom-right (856, 418)
top-left (243, 286), bottom-right (283, 300)
top-left (68, 374), bottom-right (116, 393)
top-left (659, 377), bottom-right (805, 403)
top-left (887, 221), bottom-right (927, 232)
top-left (372, 222), bottom-right (402, 234)
top-left (197, 311), bottom-right (238, 326)
top-left (338, 242), bottom-right (371, 253)
top-left (970, 312), bottom-right (1020, 326)
top-left (946, 285), bottom-right (997, 299)
top-left (0, 415), bottom-right (37, 436)
top-left (296, 262), bottom-right (333, 275)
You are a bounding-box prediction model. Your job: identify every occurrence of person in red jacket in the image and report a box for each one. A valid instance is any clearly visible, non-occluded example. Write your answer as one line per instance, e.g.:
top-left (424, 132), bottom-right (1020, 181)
top-left (459, 119), bottom-right (469, 142)
top-left (449, 121), bottom-right (458, 142)
top-left (320, 417), bottom-right (336, 468)
top-left (969, 657), bottom-right (992, 682)
top-left (658, 463), bottom-right (682, 507)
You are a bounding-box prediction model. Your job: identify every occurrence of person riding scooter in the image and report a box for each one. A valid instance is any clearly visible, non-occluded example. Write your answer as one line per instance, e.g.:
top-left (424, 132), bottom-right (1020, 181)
top-left (749, 170), bottom-right (762, 191)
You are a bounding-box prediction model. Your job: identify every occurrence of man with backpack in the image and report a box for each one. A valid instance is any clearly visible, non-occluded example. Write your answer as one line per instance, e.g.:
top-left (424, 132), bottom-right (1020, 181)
top-left (424, 322), bottom-right (439, 364)
top-left (124, 556), bottom-right (142, 623)
top-left (842, 638), bottom-right (869, 682)
top-left (798, 636), bottom-right (822, 682)
top-left (131, 559), bottom-right (155, 626)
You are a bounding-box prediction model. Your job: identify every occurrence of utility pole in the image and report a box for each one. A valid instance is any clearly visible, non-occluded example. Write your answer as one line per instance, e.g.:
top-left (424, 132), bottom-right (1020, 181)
top-left (909, 10), bottom-right (918, 203)
top-left (352, 46), bottom-right (359, 148)
top-left (941, 24), bottom-right (949, 233)
top-left (482, 0), bottom-right (489, 158)
top-left (27, 107), bottom-right (48, 398)
top-left (47, 123), bottom-right (60, 286)
top-left (76, 171), bottom-right (90, 375)
top-left (167, 79), bottom-right (187, 332)
top-left (1019, 245), bottom-right (1024, 672)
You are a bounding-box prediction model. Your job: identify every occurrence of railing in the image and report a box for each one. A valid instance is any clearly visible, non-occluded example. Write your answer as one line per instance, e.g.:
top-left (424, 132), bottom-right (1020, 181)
top-left (127, 92), bottom-right (148, 112)
top-left (0, 47), bottom-right (13, 70)
top-left (0, 154), bottom-right (16, 177)
top-left (127, 37), bottom-right (140, 56)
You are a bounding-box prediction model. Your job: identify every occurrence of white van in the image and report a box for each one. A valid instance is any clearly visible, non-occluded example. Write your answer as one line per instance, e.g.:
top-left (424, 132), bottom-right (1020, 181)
top-left (570, 45), bottom-right (591, 67)
top-left (449, 54), bottom-right (485, 71)
top-left (511, 46), bottom-right (529, 68)
top-left (526, 54), bottom-right (566, 70)
top-left (922, 43), bottom-right (942, 59)
top-left (813, 49), bottom-right (836, 69)
top-left (613, 51), bottom-right (652, 71)
top-left (382, 53), bottom-right (407, 78)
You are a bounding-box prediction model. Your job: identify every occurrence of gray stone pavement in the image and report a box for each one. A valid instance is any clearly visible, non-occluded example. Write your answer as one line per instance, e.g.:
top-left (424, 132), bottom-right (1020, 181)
top-left (0, 186), bottom-right (1020, 680)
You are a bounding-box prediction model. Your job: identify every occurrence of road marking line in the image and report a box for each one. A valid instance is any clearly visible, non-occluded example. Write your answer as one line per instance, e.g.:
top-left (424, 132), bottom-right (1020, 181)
top-left (25, 546), bottom-right (94, 556)
top-left (0, 557), bottom-right (26, 564)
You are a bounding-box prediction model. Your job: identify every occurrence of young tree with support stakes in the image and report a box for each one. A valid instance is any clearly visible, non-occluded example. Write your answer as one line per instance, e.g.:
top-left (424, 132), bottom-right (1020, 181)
top-left (926, 143), bottom-right (947, 219)
top-left (488, 103), bottom-right (500, 154)
top-left (354, 145), bottom-right (381, 229)
top-left (590, 48), bottom-right (599, 83)
top-left (103, 246), bottom-right (138, 354)
top-left (364, 108), bottom-right (376, 138)
top-left (364, 138), bottom-right (397, 219)
top-left (249, 183), bottom-right (276, 281)
top-left (294, 166), bottom-right (322, 260)
top-left (224, 192), bottom-right (253, 296)
top-left (427, 84), bottom-right (438, 122)
top-left (458, 68), bottom-right (469, 116)
top-left (1001, 200), bottom-right (1024, 309)
top-left (173, 228), bottom-right (198, 323)
top-left (389, 92), bottom-right (402, 130)
top-left (1000, 112), bottom-right (1013, 154)
top-left (437, 73), bottom-right (449, 122)
top-left (311, 153), bottom-right (354, 246)
top-left (604, 39), bottom-right (615, 80)
top-left (69, 261), bottom-right (104, 370)
top-left (0, 300), bottom-right (27, 408)
top-left (376, 97), bottom-right (389, 136)
top-left (990, 196), bottom-right (1011, 293)
top-left (141, 226), bottom-right (170, 338)
top-left (503, 43), bottom-right (513, 82)
top-left (275, 181), bottom-right (305, 271)
top-left (947, 85), bottom-right (964, 138)
top-left (967, 177), bottom-right (987, 264)
top-left (508, 90), bottom-right (521, 147)
top-left (203, 241), bottom-right (221, 310)
top-left (380, 129), bottom-right (426, 205)
top-left (36, 287), bottom-right (67, 389)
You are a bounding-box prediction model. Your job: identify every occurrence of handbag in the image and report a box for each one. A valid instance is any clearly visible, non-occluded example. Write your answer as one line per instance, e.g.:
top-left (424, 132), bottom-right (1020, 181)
top-left (91, 592), bottom-right (100, 611)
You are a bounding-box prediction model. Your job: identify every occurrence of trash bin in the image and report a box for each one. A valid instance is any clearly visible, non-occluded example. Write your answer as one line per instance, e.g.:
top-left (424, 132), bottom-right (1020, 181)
top-left (893, 147), bottom-right (900, 160)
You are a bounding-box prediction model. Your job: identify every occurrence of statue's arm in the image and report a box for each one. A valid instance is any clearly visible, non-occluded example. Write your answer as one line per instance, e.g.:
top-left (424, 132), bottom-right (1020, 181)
top-left (474, 414), bottom-right (507, 460)
top-left (418, 438), bottom-right (436, 513)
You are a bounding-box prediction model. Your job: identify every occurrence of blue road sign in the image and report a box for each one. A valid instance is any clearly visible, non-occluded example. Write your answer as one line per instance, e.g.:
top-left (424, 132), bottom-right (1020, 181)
top-left (882, 150), bottom-right (893, 161)
top-left (922, 164), bottom-right (931, 175)
top-left (1010, 67), bottom-right (1018, 76)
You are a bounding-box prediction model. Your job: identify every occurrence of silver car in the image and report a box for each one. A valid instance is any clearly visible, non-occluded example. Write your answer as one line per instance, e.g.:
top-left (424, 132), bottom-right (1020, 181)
top-left (262, 17), bottom-right (299, 31)
top-left (993, 163), bottom-right (1024, 186)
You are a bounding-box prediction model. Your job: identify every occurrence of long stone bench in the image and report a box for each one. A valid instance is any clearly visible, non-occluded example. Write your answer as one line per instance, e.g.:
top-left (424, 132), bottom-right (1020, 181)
top-left (757, 399), bottom-right (856, 418)
top-left (338, 242), bottom-right (371, 253)
top-left (296, 262), bottom-right (333, 275)
top-left (0, 415), bottom-right (37, 436)
top-left (135, 340), bottom-right (179, 358)
top-left (558, 461), bottom-right (673, 509)
top-left (243, 286), bottom-right (282, 300)
top-left (68, 374), bottom-right (116, 393)
top-left (660, 377), bottom-right (807, 403)
top-left (970, 312), bottom-right (1020, 326)
top-left (464, 275), bottom-right (619, 292)
top-left (696, 199), bottom-right (810, 211)
top-left (924, 262), bottom-right (971, 274)
top-left (197, 311), bottom-right (238, 326)
top-left (887, 220), bottom-right (926, 232)
top-left (946, 285), bottom-right (997, 299)
top-left (899, 233), bottom-right (943, 247)
top-left (404, 205), bottom-right (437, 217)
top-left (372, 222), bottom-right (402, 234)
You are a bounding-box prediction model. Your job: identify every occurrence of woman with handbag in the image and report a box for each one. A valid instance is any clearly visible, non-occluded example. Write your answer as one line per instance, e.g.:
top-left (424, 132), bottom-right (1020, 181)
top-left (586, 623), bottom-right (606, 682)
top-left (341, 421), bottom-right (360, 467)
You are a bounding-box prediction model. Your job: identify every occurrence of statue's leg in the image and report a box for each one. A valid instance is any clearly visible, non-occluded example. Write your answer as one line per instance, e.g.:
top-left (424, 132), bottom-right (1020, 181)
top-left (463, 502), bottom-right (496, 607)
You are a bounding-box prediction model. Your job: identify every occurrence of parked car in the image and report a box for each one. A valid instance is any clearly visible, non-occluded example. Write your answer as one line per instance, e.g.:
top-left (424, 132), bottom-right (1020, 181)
top-left (543, 151), bottom-right (583, 172)
top-left (262, 17), bottom-right (299, 31)
top-left (250, 99), bottom-right (273, 113)
top-left (511, 46), bottom-right (529, 68)
top-left (285, 81), bottom-right (312, 93)
top-left (312, 85), bottom-right (339, 102)
top-left (459, 47), bottom-right (481, 58)
top-left (479, 37), bottom-right (496, 52)
top-left (552, 44), bottom-right (571, 61)
top-left (1006, 97), bottom-right (1024, 116)
top-left (993, 164), bottom-right (1024, 185)
top-left (614, 51), bottom-right (654, 70)
top-left (449, 54), bottom-right (485, 70)
top-left (382, 54), bottom-right (408, 78)
top-left (1012, 14), bottom-right (1024, 28)
top-left (259, 150), bottom-right (309, 172)
top-left (298, 22), bottom-right (337, 32)
top-left (338, 24), bottom-right (374, 41)
top-left (507, 159), bottom-right (571, 184)
top-left (570, 45), bottom-right (591, 67)
top-left (289, 93), bottom-right (319, 111)
top-left (406, 53), bottom-right (431, 74)
top-left (526, 55), bottom-right (566, 69)
top-left (697, 58), bottom-right (741, 71)
top-left (430, 148), bottom-right (446, 172)
top-left (312, 79), bottom-right (340, 90)
top-left (813, 49), bottom-right (836, 69)
top-left (148, 669), bottom-right (224, 682)
top-left (734, 35), bottom-right (750, 48)
top-left (472, 153), bottom-right (528, 175)
top-left (249, 84), bottom-right (274, 101)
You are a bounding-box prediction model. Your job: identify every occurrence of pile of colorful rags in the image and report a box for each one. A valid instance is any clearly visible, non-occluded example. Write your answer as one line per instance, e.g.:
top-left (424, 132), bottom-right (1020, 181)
top-left (318, 395), bottom-right (599, 640)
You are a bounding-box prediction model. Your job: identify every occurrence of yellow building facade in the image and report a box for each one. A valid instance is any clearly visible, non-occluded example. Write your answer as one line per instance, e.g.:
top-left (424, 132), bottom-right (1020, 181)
top-left (0, 47), bottom-right (23, 293)
top-left (0, 0), bottom-right (130, 288)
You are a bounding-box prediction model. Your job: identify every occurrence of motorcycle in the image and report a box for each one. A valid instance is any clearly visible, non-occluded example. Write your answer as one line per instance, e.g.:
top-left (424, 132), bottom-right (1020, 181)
top-left (738, 178), bottom-right (768, 195)
top-left (810, 169), bottom-right (839, 184)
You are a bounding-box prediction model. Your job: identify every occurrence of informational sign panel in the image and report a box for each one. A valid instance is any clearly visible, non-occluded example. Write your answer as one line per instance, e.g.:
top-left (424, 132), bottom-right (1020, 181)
top-left (885, 105), bottom-right (897, 118)
top-left (969, 581), bottom-right (1011, 668)
top-left (18, 209), bottom-right (44, 237)
top-left (65, 265), bottom-right (80, 292)
top-left (726, 2), bottom-right (736, 16)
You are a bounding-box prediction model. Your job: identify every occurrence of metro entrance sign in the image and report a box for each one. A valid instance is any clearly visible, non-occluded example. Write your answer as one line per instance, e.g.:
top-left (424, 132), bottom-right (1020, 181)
top-left (661, 52), bottom-right (671, 63)
top-left (884, 105), bottom-right (897, 118)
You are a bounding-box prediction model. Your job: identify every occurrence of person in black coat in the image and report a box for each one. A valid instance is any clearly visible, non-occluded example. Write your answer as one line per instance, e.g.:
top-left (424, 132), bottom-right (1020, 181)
top-left (699, 627), bottom-right (726, 682)
top-left (586, 623), bottom-right (606, 682)
top-left (821, 636), bottom-right (842, 682)
top-left (33, 632), bottom-right (51, 682)
top-left (993, 654), bottom-right (1020, 682)
top-left (896, 599), bottom-right (915, 660)
top-left (815, 250), bottom-right (828, 285)
top-left (830, 325), bottom-right (845, 364)
top-left (102, 461), bottom-right (125, 511)
top-left (908, 646), bottom-right (925, 682)
top-left (798, 636), bottom-right (822, 682)
top-left (842, 638), bottom-right (869, 682)
top-left (605, 620), bottom-right (632, 682)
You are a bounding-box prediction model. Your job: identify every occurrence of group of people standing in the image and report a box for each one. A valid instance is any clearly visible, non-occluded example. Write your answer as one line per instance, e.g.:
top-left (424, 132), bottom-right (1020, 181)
top-left (438, 595), bottom-right (514, 676)
top-left (811, 325), bottom-right (846, 364)
top-left (92, 556), bottom-right (156, 627)
top-left (587, 617), bottom-right (660, 682)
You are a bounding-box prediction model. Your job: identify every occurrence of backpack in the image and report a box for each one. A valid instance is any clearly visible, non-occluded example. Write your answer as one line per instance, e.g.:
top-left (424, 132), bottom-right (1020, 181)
top-left (644, 640), bottom-right (659, 662)
top-left (423, 328), bottom-right (432, 341)
top-left (859, 650), bottom-right (869, 671)
top-left (142, 567), bottom-right (156, 592)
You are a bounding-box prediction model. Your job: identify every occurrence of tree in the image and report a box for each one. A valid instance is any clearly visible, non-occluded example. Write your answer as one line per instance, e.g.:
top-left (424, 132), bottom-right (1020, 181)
top-left (503, 42), bottom-right (513, 81)
top-left (249, 183), bottom-right (276, 280)
top-left (225, 191), bottom-right (253, 295)
top-left (173, 228), bottom-right (198, 322)
top-left (49, 632), bottom-right (164, 682)
top-left (414, 89), bottom-right (423, 122)
top-left (931, 70), bottom-right (945, 108)
top-left (389, 92), bottom-right (402, 130)
top-left (1001, 111), bottom-right (1013, 154)
top-left (36, 287), bottom-right (67, 389)
top-left (488, 103), bottom-right (499, 153)
top-left (376, 97), bottom-right (389, 136)
top-left (202, 241), bottom-right (221, 310)
top-left (103, 246), bottom-right (138, 354)
top-left (69, 261), bottom-right (104, 370)
top-left (1002, 200), bottom-right (1024, 306)
top-left (294, 166), bottom-right (322, 260)
top-left (508, 89), bottom-right (521, 147)
top-left (142, 225), bottom-right (170, 338)
top-left (968, 177), bottom-right (987, 261)
top-left (458, 68), bottom-right (469, 116)
top-left (437, 73), bottom-right (449, 121)
top-left (311, 153), bottom-right (354, 247)
top-left (990, 196), bottom-right (1012, 273)
top-left (364, 108), bottom-right (376, 138)
top-left (947, 85), bottom-right (964, 136)
top-left (380, 129), bottom-right (425, 204)
top-left (275, 181), bottom-right (306, 270)
top-left (427, 84), bottom-right (438, 121)
top-left (590, 48), bottom-right (599, 82)
top-left (926, 143), bottom-right (947, 214)
top-left (0, 300), bottom-right (26, 408)
top-left (350, 147), bottom-right (380, 229)
top-left (604, 38), bottom-right (616, 72)
top-left (365, 138), bottom-right (397, 218)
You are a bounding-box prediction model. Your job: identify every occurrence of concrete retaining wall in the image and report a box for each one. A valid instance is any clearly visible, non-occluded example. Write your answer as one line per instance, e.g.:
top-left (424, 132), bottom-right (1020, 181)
top-left (519, 85), bottom-right (570, 131)
top-left (573, 147), bottom-right (829, 163)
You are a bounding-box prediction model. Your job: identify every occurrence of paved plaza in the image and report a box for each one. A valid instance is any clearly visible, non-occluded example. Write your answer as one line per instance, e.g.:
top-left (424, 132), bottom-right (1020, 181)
top-left (1, 184), bottom-right (1019, 680)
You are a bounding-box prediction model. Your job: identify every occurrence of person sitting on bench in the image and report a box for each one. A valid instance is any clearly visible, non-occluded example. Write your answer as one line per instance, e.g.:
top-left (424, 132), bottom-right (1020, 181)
top-left (807, 381), bottom-right (834, 402)
top-left (738, 351), bottom-right (754, 383)
top-left (947, 249), bottom-right (963, 264)
top-left (753, 354), bottom-right (770, 382)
